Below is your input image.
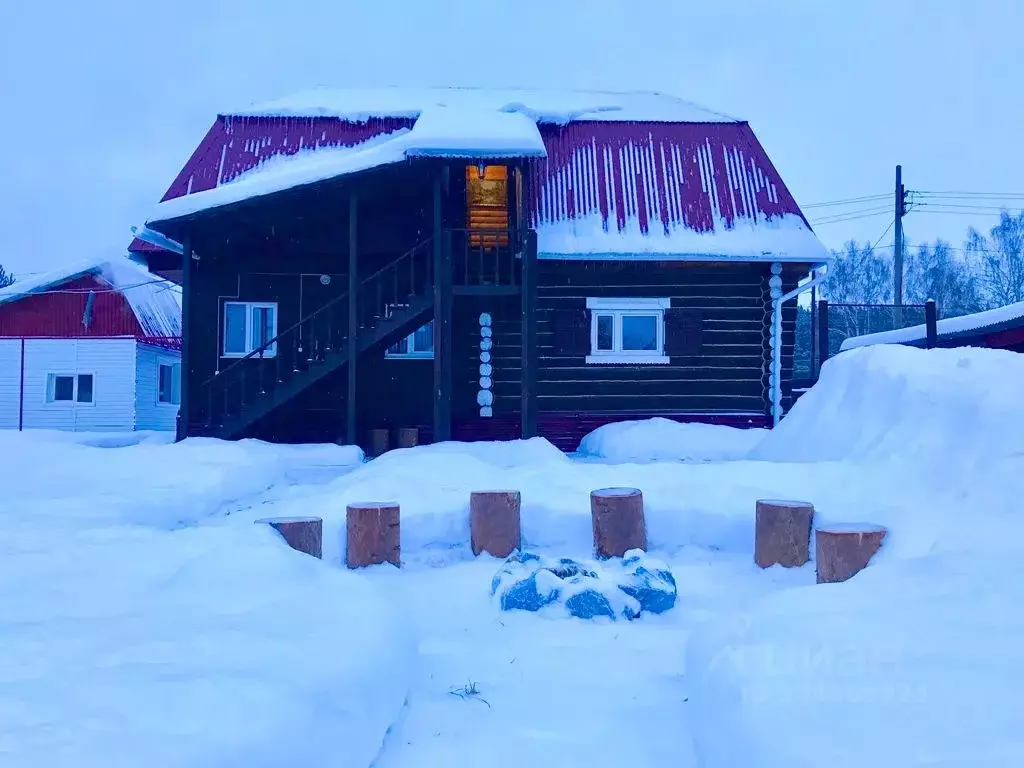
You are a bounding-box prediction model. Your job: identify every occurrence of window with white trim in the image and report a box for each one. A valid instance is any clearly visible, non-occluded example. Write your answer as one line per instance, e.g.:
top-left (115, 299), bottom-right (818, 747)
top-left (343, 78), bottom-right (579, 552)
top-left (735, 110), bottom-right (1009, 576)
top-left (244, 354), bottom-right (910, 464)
top-left (47, 373), bottom-right (94, 404)
top-left (586, 297), bottom-right (670, 364)
top-left (386, 321), bottom-right (434, 359)
top-left (158, 362), bottom-right (181, 405)
top-left (223, 302), bottom-right (278, 358)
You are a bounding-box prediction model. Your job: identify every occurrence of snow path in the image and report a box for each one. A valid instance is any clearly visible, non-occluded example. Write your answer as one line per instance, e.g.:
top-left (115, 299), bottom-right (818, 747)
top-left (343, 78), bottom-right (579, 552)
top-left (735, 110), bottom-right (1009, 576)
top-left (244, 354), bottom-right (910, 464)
top-left (363, 551), bottom-right (812, 768)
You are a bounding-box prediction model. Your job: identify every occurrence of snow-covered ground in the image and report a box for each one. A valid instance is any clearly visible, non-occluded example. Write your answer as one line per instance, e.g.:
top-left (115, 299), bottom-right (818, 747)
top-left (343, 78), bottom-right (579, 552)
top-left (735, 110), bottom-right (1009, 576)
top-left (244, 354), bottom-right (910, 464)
top-left (2, 344), bottom-right (1021, 767)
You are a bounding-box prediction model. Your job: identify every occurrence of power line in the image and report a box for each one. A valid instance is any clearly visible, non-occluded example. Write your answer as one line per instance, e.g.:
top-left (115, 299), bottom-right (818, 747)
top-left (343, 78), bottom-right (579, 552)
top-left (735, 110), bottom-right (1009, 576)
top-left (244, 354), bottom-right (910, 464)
top-left (810, 206), bottom-right (892, 225)
top-left (915, 190), bottom-right (1024, 200)
top-left (871, 219), bottom-right (896, 250)
top-left (912, 209), bottom-right (1024, 217)
top-left (916, 202), bottom-right (1024, 213)
top-left (4, 277), bottom-right (179, 296)
top-left (803, 193), bottom-right (891, 209)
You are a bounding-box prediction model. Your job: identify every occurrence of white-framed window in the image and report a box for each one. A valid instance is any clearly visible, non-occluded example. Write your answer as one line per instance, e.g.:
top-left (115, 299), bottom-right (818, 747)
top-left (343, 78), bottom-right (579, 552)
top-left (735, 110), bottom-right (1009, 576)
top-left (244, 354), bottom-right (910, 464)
top-left (223, 301), bottom-right (278, 358)
top-left (158, 361), bottom-right (181, 405)
top-left (46, 373), bottom-right (94, 404)
top-left (585, 297), bottom-right (670, 365)
top-left (386, 321), bottom-right (434, 359)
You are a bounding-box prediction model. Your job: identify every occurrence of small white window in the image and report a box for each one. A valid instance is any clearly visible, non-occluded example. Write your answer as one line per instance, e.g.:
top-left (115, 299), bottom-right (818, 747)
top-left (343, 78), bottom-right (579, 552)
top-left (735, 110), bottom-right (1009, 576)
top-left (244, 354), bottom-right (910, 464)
top-left (223, 302), bottom-right (278, 358)
top-left (158, 362), bottom-right (181, 405)
top-left (585, 298), bottom-right (670, 365)
top-left (386, 321), bottom-right (434, 359)
top-left (46, 373), bottom-right (94, 404)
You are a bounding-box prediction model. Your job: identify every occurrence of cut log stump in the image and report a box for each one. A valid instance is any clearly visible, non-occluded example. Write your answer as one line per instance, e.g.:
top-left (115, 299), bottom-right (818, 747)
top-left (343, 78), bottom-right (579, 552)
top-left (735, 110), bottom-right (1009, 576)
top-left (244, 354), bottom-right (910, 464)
top-left (346, 502), bottom-right (400, 568)
top-left (815, 524), bottom-right (887, 583)
top-left (395, 427), bottom-right (419, 449)
top-left (591, 488), bottom-right (646, 558)
top-left (368, 428), bottom-right (390, 457)
top-left (255, 516), bottom-right (323, 559)
top-left (754, 499), bottom-right (814, 568)
top-left (470, 490), bottom-right (521, 557)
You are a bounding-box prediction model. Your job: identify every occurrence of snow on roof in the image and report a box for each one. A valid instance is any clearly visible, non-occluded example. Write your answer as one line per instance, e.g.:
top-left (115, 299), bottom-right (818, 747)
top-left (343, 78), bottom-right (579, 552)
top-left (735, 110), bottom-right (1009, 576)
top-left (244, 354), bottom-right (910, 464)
top-left (0, 256), bottom-right (182, 338)
top-left (840, 300), bottom-right (1024, 351)
top-left (150, 129), bottom-right (412, 223)
top-left (403, 105), bottom-right (546, 158)
top-left (233, 86), bottom-right (739, 125)
top-left (150, 108), bottom-right (548, 223)
top-left (537, 212), bottom-right (828, 263)
top-left (143, 91), bottom-right (824, 264)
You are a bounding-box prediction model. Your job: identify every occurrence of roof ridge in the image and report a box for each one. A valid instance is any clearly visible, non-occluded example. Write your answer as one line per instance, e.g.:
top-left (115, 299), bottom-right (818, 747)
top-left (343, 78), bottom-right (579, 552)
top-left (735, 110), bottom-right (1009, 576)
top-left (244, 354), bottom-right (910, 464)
top-left (226, 85), bottom-right (742, 124)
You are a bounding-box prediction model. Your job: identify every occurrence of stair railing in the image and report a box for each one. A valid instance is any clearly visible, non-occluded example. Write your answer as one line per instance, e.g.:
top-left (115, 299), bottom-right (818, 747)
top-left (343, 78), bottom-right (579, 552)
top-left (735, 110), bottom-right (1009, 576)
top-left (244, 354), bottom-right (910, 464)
top-left (197, 236), bottom-right (434, 432)
top-left (448, 227), bottom-right (520, 287)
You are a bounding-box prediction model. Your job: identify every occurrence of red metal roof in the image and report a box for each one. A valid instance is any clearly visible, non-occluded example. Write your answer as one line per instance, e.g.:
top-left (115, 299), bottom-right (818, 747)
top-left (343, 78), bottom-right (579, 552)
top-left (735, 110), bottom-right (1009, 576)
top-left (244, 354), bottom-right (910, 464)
top-left (0, 275), bottom-right (143, 338)
top-left (132, 113), bottom-right (818, 260)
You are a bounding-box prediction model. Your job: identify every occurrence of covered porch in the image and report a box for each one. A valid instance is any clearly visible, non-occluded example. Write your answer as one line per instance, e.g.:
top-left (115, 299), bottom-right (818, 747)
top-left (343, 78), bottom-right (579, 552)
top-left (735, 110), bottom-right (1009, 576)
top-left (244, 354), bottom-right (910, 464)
top-left (146, 150), bottom-right (541, 448)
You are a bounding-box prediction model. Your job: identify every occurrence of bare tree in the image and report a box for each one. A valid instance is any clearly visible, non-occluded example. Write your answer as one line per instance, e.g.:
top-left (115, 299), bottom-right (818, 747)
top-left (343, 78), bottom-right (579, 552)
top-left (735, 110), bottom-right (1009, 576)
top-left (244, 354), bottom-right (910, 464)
top-left (0, 264), bottom-right (14, 289)
top-left (820, 241), bottom-right (895, 348)
top-left (905, 240), bottom-right (984, 318)
top-left (967, 211), bottom-right (1024, 306)
top-left (821, 241), bottom-right (892, 304)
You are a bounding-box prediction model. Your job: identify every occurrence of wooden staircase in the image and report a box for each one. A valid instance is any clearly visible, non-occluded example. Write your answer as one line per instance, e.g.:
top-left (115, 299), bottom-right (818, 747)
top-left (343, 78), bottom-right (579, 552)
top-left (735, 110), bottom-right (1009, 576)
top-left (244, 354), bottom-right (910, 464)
top-left (194, 238), bottom-right (435, 439)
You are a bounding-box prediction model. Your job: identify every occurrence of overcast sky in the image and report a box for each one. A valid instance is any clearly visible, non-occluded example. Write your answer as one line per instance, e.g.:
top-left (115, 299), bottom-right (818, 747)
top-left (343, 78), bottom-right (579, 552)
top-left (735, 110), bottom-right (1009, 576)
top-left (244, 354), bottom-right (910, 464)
top-left (1, 0), bottom-right (1020, 276)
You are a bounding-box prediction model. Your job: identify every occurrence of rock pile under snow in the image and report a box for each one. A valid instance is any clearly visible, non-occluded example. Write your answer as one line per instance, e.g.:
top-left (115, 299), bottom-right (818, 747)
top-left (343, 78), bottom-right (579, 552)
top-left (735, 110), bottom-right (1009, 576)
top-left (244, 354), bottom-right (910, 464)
top-left (490, 549), bottom-right (677, 620)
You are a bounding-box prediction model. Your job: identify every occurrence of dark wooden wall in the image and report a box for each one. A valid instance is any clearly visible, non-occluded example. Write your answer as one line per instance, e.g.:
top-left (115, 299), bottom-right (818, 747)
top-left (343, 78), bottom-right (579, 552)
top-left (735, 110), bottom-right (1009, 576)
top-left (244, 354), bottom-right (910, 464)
top-left (534, 260), bottom-right (775, 415)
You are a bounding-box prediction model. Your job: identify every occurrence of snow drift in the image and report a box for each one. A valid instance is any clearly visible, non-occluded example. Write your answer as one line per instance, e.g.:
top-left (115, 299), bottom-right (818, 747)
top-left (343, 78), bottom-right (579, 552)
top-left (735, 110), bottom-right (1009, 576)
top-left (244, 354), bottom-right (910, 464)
top-left (752, 345), bottom-right (1024, 471)
top-left (576, 417), bottom-right (766, 462)
top-left (689, 345), bottom-right (1024, 768)
top-left (0, 434), bottom-right (410, 768)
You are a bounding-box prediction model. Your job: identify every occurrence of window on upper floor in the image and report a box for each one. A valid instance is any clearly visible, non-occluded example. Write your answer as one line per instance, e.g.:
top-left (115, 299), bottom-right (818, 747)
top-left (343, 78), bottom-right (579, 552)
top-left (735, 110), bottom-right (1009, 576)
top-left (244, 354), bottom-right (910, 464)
top-left (223, 301), bottom-right (278, 358)
top-left (466, 164), bottom-right (509, 248)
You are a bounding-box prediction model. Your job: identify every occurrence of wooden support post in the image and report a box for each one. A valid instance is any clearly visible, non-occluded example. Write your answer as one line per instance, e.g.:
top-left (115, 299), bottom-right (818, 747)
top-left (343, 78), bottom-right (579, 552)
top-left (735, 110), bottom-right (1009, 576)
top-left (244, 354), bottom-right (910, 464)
top-left (925, 299), bottom-right (938, 349)
top-left (520, 229), bottom-right (538, 438)
top-left (817, 298), bottom-right (829, 373)
top-left (346, 194), bottom-right (358, 445)
top-left (433, 167), bottom-right (453, 443)
top-left (176, 234), bottom-right (192, 442)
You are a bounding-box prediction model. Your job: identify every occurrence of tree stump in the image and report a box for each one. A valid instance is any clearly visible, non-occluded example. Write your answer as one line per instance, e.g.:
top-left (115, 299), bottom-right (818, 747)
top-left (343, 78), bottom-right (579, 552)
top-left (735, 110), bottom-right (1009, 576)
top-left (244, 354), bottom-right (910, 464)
top-left (754, 499), bottom-right (814, 568)
top-left (815, 524), bottom-right (887, 584)
top-left (255, 516), bottom-right (323, 559)
top-left (368, 428), bottom-right (390, 457)
top-left (346, 502), bottom-right (400, 568)
top-left (395, 427), bottom-right (419, 449)
top-left (590, 488), bottom-right (646, 558)
top-left (470, 490), bottom-right (521, 557)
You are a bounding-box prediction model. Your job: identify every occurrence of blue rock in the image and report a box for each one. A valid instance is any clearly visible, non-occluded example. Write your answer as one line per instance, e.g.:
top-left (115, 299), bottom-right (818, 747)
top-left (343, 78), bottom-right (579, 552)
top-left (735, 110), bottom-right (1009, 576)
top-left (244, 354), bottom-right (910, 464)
top-left (618, 558), bottom-right (677, 614)
top-left (549, 557), bottom-right (597, 580)
top-left (565, 588), bottom-right (616, 620)
top-left (500, 572), bottom-right (560, 612)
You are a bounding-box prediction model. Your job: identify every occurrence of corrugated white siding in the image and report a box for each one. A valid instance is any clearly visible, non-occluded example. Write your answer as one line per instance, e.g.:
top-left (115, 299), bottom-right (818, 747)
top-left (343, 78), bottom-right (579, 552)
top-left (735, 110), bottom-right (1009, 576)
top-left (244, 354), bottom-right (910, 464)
top-left (135, 344), bottom-right (180, 431)
top-left (0, 340), bottom-right (21, 429)
top-left (20, 339), bottom-right (138, 431)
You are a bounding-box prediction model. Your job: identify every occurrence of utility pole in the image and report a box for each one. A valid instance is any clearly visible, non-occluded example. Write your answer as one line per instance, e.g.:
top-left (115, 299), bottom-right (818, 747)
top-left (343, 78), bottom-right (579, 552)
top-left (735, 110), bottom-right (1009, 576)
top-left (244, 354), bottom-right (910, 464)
top-left (893, 165), bottom-right (908, 326)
